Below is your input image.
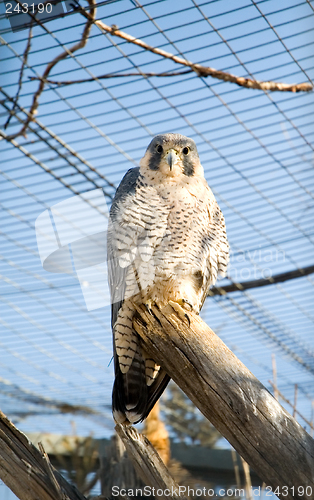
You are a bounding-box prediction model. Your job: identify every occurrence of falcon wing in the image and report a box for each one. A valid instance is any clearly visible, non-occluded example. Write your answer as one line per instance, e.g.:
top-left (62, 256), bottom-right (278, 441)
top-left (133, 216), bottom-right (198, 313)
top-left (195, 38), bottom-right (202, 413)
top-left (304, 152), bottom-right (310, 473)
top-left (107, 167), bottom-right (140, 329)
top-left (214, 202), bottom-right (229, 279)
top-left (107, 167), bottom-right (170, 423)
top-left (200, 200), bottom-right (229, 308)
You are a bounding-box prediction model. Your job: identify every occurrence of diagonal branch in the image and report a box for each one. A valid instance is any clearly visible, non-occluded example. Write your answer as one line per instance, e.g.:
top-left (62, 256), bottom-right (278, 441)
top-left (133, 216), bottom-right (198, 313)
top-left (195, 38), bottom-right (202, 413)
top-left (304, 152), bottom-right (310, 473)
top-left (115, 424), bottom-right (188, 500)
top-left (208, 263), bottom-right (314, 296)
top-left (4, 2), bottom-right (312, 142)
top-left (132, 303), bottom-right (314, 499)
top-left (0, 410), bottom-right (87, 500)
top-left (76, 6), bottom-right (313, 93)
top-left (28, 70), bottom-right (194, 85)
top-left (5, 0), bottom-right (97, 141)
top-left (4, 24), bottom-right (33, 130)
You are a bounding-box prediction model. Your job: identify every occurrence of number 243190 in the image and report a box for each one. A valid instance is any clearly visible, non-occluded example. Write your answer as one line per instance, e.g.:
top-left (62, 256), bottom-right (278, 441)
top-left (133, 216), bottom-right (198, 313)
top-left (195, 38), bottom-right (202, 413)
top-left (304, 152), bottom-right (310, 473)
top-left (6, 3), bottom-right (53, 14)
top-left (265, 486), bottom-right (312, 497)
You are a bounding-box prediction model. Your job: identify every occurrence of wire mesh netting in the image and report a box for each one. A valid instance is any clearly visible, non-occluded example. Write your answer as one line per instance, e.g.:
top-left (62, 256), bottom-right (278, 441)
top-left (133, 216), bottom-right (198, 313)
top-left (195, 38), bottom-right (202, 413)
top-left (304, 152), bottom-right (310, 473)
top-left (0, 0), bottom-right (314, 438)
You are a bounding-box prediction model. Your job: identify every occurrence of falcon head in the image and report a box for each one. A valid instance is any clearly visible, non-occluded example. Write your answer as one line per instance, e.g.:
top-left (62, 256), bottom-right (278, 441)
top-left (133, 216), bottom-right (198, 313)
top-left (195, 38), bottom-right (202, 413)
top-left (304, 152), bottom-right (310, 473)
top-left (140, 133), bottom-right (204, 179)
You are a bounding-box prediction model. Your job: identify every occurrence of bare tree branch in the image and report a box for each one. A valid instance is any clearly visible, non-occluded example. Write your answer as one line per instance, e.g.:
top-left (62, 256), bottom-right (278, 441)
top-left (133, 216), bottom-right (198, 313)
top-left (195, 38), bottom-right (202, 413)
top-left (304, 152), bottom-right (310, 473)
top-left (5, 0), bottom-right (97, 141)
top-left (132, 303), bottom-right (314, 499)
top-left (28, 70), bottom-right (194, 85)
top-left (208, 263), bottom-right (314, 296)
top-left (0, 410), bottom-right (87, 500)
top-left (76, 6), bottom-right (313, 93)
top-left (116, 424), bottom-right (188, 500)
top-left (4, 24), bottom-right (33, 130)
top-left (4, 2), bottom-right (312, 142)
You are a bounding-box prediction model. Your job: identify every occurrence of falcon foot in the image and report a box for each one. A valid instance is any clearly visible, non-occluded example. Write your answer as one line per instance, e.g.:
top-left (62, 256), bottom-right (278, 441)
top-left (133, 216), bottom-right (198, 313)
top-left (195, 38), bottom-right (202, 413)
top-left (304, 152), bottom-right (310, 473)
top-left (180, 298), bottom-right (194, 311)
top-left (144, 300), bottom-right (154, 316)
top-left (169, 300), bottom-right (191, 326)
top-left (144, 300), bottom-right (162, 326)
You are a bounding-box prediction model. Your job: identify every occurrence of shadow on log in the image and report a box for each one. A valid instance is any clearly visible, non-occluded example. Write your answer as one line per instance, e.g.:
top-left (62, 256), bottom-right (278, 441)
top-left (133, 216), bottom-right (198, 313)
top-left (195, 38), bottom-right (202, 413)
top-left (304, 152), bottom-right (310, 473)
top-left (132, 302), bottom-right (314, 500)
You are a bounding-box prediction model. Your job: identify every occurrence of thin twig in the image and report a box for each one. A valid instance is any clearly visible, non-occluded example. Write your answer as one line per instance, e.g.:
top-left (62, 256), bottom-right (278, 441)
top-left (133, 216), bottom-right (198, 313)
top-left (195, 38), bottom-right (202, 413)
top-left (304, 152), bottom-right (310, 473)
top-left (76, 6), bottom-right (313, 93)
top-left (0, 88), bottom-right (116, 193)
top-left (208, 263), bottom-right (314, 296)
top-left (5, 2), bottom-right (312, 142)
top-left (28, 69), bottom-right (194, 85)
top-left (240, 457), bottom-right (252, 500)
top-left (5, 0), bottom-right (97, 141)
top-left (231, 449), bottom-right (241, 489)
top-left (4, 24), bottom-right (33, 130)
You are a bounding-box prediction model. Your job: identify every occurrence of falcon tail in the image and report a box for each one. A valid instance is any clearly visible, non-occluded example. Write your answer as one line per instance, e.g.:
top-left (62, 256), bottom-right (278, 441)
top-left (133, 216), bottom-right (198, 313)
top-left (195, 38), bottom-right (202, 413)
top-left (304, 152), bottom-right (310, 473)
top-left (112, 345), bottom-right (170, 424)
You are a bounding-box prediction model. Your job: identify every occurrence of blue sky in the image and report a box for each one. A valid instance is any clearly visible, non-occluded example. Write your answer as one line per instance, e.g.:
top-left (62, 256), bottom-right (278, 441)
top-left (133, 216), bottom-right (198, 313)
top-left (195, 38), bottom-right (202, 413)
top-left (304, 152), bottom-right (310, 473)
top-left (0, 0), bottom-right (314, 452)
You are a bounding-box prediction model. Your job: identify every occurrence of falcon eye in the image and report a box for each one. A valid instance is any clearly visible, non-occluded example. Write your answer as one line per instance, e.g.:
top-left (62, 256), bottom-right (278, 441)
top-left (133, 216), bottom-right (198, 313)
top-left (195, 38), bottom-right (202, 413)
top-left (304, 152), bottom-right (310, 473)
top-left (182, 147), bottom-right (190, 155)
top-left (156, 145), bottom-right (163, 154)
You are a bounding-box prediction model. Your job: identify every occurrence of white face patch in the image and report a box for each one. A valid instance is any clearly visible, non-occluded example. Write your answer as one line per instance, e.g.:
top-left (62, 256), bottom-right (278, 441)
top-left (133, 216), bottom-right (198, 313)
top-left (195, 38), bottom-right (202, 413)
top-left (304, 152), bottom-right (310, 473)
top-left (141, 133), bottom-right (204, 180)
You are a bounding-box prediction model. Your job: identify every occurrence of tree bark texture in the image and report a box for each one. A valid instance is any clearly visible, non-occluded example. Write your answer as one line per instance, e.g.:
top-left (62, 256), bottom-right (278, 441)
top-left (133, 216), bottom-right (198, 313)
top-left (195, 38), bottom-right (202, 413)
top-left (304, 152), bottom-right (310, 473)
top-left (116, 424), bottom-right (188, 500)
top-left (0, 410), bottom-right (87, 500)
top-left (132, 303), bottom-right (314, 500)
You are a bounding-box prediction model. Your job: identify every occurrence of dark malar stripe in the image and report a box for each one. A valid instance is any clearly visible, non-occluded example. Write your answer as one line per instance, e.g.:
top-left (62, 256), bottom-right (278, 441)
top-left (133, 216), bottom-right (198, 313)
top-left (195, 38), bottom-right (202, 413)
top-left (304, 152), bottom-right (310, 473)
top-left (183, 156), bottom-right (195, 176)
top-left (148, 153), bottom-right (161, 171)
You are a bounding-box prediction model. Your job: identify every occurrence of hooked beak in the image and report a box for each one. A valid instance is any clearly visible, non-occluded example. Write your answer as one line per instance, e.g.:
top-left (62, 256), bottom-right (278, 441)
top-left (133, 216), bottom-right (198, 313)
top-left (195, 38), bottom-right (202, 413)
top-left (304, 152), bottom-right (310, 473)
top-left (166, 149), bottom-right (178, 171)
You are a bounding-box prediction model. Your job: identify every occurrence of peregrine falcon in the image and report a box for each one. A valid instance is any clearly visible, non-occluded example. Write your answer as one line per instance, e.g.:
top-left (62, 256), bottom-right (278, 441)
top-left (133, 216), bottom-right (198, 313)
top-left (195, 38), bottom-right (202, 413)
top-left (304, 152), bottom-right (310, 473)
top-left (107, 133), bottom-right (229, 425)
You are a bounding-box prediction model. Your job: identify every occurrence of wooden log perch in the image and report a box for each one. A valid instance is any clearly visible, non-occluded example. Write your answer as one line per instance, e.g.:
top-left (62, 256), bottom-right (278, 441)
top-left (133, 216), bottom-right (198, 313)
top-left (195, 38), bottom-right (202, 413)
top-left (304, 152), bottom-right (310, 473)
top-left (0, 407), bottom-right (182, 500)
top-left (115, 424), bottom-right (188, 500)
top-left (132, 303), bottom-right (314, 500)
top-left (0, 410), bottom-right (87, 500)
top-left (2, 302), bottom-right (314, 500)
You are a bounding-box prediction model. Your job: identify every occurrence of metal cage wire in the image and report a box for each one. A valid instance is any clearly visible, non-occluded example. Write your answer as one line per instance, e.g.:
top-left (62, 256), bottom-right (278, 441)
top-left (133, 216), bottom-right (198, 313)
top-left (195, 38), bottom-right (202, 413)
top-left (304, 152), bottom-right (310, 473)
top-left (0, 0), bottom-right (314, 436)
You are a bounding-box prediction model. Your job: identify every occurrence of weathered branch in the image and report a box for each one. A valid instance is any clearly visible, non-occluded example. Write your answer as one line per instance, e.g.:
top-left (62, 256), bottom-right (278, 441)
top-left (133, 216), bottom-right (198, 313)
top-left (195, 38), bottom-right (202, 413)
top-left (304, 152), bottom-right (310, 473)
top-left (76, 7), bottom-right (313, 93)
top-left (0, 407), bottom-right (187, 500)
top-left (5, 0), bottom-right (97, 141)
top-left (116, 424), bottom-right (188, 500)
top-left (209, 263), bottom-right (314, 296)
top-left (0, 410), bottom-right (87, 500)
top-left (28, 70), bottom-right (194, 85)
top-left (4, 24), bottom-right (33, 130)
top-left (2, 302), bottom-right (314, 499)
top-left (132, 303), bottom-right (314, 500)
top-left (5, 3), bottom-right (311, 141)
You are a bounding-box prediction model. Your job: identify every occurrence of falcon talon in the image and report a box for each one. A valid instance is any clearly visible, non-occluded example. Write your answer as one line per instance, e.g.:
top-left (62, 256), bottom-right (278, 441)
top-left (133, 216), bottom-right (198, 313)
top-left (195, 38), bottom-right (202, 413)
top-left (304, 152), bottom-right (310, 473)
top-left (144, 301), bottom-right (162, 324)
top-left (184, 313), bottom-right (191, 326)
top-left (182, 298), bottom-right (194, 311)
top-left (144, 303), bottom-right (154, 315)
top-left (169, 300), bottom-right (190, 325)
